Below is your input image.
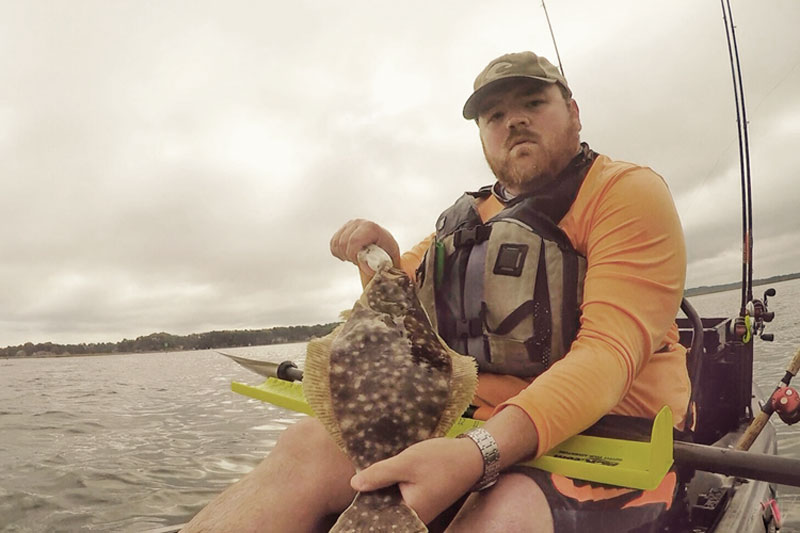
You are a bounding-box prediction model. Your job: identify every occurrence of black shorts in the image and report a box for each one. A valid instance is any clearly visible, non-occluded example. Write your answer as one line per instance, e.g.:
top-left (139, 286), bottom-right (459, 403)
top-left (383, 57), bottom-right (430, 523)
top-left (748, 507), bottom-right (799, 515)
top-left (510, 466), bottom-right (677, 533)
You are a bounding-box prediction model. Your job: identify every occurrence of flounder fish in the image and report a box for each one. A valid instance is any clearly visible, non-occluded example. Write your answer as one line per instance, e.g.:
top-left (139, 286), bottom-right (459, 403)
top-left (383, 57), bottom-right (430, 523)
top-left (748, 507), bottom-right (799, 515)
top-left (303, 245), bottom-right (478, 533)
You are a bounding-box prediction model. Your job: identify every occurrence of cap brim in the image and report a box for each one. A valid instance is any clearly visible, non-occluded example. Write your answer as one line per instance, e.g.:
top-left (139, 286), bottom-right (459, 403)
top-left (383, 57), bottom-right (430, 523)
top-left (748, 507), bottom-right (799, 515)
top-left (462, 76), bottom-right (557, 120)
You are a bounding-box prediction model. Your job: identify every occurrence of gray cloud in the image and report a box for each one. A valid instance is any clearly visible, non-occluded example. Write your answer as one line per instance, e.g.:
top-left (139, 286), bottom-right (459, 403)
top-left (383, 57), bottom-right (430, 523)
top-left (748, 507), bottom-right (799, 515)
top-left (2, 0), bottom-right (799, 346)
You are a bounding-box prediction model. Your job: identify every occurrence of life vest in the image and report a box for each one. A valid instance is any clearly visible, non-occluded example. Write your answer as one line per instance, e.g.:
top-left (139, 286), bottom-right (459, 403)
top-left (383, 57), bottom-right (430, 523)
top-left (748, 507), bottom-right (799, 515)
top-left (416, 144), bottom-right (596, 378)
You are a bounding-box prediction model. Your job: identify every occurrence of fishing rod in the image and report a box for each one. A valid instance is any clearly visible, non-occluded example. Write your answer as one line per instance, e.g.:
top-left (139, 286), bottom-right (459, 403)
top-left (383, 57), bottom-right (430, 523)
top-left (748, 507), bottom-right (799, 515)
top-left (736, 347), bottom-right (800, 450)
top-left (720, 0), bottom-right (778, 346)
top-left (541, 1), bottom-right (565, 78)
top-left (720, 0), bottom-right (754, 315)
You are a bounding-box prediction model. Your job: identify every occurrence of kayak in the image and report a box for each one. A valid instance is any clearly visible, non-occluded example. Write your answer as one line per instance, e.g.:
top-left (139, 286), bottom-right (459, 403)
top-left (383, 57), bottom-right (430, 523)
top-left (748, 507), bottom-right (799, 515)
top-left (200, 295), bottom-right (795, 533)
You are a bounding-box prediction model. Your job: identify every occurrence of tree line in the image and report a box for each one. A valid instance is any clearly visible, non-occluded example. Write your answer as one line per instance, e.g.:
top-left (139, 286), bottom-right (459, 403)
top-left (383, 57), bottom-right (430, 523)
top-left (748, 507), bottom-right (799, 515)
top-left (684, 271), bottom-right (800, 297)
top-left (1, 323), bottom-right (340, 358)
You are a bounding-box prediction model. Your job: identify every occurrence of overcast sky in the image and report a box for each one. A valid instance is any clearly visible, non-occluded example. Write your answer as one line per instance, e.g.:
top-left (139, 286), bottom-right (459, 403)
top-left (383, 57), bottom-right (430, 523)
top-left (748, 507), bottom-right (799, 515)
top-left (2, 1), bottom-right (799, 347)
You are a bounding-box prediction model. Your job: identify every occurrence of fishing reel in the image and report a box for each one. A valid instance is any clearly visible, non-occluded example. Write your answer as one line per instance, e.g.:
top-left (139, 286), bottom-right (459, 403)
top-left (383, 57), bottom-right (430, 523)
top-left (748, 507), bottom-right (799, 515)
top-left (733, 288), bottom-right (777, 342)
top-left (769, 386), bottom-right (800, 425)
top-left (748, 287), bottom-right (776, 341)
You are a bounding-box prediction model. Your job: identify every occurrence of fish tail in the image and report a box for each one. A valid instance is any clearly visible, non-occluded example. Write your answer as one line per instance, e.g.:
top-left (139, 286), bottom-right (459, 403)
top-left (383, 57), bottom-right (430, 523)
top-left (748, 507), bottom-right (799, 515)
top-left (330, 486), bottom-right (427, 533)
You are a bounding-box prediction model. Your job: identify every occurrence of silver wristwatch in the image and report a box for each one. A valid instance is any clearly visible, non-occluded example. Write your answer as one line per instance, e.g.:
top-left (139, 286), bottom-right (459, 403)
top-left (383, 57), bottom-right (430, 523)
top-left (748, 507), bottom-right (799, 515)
top-left (458, 427), bottom-right (501, 491)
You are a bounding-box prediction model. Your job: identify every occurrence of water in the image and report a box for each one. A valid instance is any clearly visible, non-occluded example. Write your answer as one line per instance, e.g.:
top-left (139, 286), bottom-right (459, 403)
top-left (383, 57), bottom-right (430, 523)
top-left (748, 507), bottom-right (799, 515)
top-left (1, 280), bottom-right (799, 532)
top-left (0, 345), bottom-right (307, 532)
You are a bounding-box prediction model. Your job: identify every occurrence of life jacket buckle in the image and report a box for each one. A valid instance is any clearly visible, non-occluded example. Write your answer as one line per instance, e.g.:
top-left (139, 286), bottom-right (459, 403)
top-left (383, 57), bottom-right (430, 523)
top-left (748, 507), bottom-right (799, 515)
top-left (453, 225), bottom-right (492, 248)
top-left (455, 317), bottom-right (484, 338)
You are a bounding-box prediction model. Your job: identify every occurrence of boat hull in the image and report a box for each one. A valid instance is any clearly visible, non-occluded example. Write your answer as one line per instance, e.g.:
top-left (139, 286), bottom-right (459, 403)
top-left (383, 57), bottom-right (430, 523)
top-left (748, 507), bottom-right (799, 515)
top-left (672, 395), bottom-right (778, 533)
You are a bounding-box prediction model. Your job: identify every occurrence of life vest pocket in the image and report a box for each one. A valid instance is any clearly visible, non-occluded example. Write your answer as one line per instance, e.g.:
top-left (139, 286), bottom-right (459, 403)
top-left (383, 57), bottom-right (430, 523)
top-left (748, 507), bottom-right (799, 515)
top-left (483, 333), bottom-right (548, 378)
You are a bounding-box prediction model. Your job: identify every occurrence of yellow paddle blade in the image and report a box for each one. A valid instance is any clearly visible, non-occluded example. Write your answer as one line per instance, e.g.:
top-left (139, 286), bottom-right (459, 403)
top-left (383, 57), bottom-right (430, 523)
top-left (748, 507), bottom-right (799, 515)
top-left (232, 378), bottom-right (314, 417)
top-left (232, 378), bottom-right (673, 491)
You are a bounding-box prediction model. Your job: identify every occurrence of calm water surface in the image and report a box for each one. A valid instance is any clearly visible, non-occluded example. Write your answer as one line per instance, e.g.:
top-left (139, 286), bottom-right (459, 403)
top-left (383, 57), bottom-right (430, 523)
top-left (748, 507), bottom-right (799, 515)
top-left (2, 279), bottom-right (800, 532)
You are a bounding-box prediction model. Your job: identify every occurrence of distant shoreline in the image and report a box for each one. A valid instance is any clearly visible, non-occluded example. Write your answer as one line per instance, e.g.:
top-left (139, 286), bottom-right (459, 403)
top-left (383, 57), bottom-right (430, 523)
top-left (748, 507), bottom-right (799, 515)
top-left (683, 272), bottom-right (800, 297)
top-left (1, 351), bottom-right (112, 360)
top-left (0, 344), bottom-right (305, 360)
top-left (1, 323), bottom-right (339, 360)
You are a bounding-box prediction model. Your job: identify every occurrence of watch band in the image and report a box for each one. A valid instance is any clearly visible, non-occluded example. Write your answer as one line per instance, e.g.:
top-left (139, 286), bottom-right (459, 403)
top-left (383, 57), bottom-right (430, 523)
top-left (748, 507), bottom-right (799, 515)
top-left (458, 427), bottom-right (501, 491)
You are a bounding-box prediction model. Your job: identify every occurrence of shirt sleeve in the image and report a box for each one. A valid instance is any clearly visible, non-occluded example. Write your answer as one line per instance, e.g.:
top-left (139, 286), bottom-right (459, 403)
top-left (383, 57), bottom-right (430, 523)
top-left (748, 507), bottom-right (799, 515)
top-left (400, 233), bottom-right (435, 279)
top-left (497, 162), bottom-right (687, 456)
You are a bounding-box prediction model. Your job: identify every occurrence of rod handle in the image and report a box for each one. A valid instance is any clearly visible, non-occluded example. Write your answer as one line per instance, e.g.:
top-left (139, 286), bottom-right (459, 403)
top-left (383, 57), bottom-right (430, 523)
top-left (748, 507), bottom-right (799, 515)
top-left (735, 410), bottom-right (771, 451)
top-left (787, 347), bottom-right (800, 378)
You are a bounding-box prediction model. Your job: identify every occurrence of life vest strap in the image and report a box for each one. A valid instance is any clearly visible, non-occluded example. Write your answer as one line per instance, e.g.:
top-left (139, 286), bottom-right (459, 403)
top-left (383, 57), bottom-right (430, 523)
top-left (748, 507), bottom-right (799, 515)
top-left (492, 300), bottom-right (536, 336)
top-left (524, 336), bottom-right (550, 366)
top-left (463, 239), bottom-right (490, 360)
top-left (455, 317), bottom-right (484, 338)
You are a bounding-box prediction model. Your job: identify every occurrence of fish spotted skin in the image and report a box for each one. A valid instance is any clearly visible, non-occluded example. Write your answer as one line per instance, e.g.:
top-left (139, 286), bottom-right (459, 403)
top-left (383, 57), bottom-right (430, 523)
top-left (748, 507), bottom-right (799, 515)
top-left (303, 264), bottom-right (477, 533)
top-left (330, 272), bottom-right (452, 468)
top-left (332, 487), bottom-right (424, 533)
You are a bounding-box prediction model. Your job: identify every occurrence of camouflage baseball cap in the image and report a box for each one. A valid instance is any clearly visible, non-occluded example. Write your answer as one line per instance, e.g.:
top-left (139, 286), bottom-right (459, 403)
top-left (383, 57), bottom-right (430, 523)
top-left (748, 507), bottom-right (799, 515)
top-left (462, 51), bottom-right (571, 120)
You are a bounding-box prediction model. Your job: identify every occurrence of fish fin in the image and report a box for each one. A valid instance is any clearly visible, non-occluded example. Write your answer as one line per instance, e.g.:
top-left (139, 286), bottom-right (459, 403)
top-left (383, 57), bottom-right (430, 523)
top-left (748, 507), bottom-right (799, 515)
top-left (302, 325), bottom-right (348, 452)
top-left (401, 266), bottom-right (478, 438)
top-left (433, 346), bottom-right (478, 438)
top-left (395, 263), bottom-right (478, 439)
top-left (330, 487), bottom-right (427, 533)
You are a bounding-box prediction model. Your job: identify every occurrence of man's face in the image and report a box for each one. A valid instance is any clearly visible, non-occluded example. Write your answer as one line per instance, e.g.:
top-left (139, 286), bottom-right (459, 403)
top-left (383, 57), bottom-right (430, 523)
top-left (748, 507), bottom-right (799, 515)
top-left (477, 80), bottom-right (581, 194)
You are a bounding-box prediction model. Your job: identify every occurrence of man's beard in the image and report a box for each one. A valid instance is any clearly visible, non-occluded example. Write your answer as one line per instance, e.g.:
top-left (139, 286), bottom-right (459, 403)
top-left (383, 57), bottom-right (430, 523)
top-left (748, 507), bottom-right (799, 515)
top-left (483, 125), bottom-right (580, 194)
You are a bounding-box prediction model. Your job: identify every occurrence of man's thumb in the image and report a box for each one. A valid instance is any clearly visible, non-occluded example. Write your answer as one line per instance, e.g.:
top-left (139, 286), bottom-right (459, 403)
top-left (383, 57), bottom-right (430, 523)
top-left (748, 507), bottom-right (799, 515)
top-left (350, 458), bottom-right (401, 492)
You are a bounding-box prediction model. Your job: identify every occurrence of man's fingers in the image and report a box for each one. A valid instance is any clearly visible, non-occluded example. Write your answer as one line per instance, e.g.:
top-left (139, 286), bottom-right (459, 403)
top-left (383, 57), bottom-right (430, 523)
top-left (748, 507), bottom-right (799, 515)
top-left (343, 221), bottom-right (383, 264)
top-left (329, 219), bottom-right (401, 269)
top-left (350, 456), bottom-right (407, 492)
top-left (329, 220), bottom-right (360, 262)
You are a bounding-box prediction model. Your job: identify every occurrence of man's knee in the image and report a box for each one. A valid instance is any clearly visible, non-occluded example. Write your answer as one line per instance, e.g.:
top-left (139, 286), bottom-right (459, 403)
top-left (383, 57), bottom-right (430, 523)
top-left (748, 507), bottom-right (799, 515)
top-left (447, 472), bottom-right (554, 533)
top-left (269, 418), bottom-right (342, 461)
top-left (268, 418), bottom-right (354, 480)
top-left (274, 418), bottom-right (335, 454)
top-left (257, 418), bottom-right (356, 515)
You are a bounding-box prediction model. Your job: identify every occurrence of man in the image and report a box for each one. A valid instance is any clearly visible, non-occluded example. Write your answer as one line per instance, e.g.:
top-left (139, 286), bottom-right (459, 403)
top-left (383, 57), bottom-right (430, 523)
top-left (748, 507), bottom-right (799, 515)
top-left (185, 51), bottom-right (689, 532)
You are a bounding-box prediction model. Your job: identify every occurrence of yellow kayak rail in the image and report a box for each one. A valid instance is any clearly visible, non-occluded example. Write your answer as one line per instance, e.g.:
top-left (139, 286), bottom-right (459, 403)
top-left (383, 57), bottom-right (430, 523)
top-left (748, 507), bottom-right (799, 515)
top-left (232, 377), bottom-right (673, 491)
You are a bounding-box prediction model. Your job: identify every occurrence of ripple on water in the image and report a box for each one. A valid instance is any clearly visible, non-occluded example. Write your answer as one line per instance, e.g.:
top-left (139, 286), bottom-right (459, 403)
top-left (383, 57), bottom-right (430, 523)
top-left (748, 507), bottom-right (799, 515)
top-left (250, 421), bottom-right (291, 432)
top-left (0, 487), bottom-right (60, 514)
top-left (31, 409), bottom-right (76, 418)
top-left (210, 457), bottom-right (256, 474)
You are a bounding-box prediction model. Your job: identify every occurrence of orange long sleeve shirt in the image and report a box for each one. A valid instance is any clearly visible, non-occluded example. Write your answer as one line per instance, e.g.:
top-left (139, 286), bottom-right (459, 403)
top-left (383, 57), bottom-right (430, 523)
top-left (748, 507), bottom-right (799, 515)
top-left (401, 154), bottom-right (690, 457)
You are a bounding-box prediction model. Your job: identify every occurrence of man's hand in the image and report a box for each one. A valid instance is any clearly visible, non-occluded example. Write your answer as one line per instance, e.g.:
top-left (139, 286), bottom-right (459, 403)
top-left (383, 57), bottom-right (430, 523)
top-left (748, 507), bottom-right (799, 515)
top-left (349, 437), bottom-right (484, 524)
top-left (350, 406), bottom-right (540, 523)
top-left (330, 219), bottom-right (402, 278)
